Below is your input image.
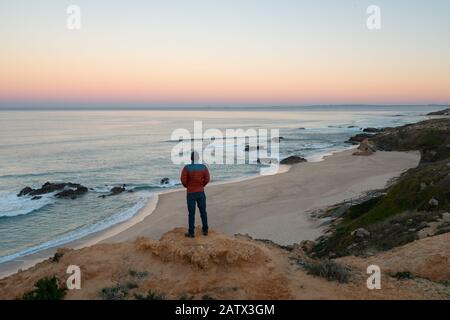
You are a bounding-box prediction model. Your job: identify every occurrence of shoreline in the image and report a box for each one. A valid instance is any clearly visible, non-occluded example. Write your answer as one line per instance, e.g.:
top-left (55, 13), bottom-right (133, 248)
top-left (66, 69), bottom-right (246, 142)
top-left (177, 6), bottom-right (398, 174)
top-left (0, 147), bottom-right (341, 278)
top-left (0, 146), bottom-right (344, 277)
top-left (0, 146), bottom-right (420, 279)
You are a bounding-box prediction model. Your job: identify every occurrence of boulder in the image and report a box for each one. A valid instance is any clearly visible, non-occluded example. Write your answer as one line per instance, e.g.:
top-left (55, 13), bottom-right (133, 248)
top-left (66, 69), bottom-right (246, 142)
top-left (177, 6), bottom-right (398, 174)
top-left (353, 139), bottom-right (376, 156)
top-left (99, 185), bottom-right (127, 198)
top-left (299, 240), bottom-right (316, 253)
top-left (110, 185), bottom-right (126, 195)
top-left (55, 186), bottom-right (88, 199)
top-left (351, 228), bottom-right (371, 238)
top-left (17, 182), bottom-right (88, 198)
top-left (31, 196), bottom-right (42, 200)
top-left (363, 127), bottom-right (383, 133)
top-left (160, 177), bottom-right (170, 185)
top-left (345, 133), bottom-right (372, 145)
top-left (427, 108), bottom-right (450, 116)
top-left (429, 198), bottom-right (439, 207)
top-left (280, 156), bottom-right (307, 165)
top-left (17, 187), bottom-right (33, 197)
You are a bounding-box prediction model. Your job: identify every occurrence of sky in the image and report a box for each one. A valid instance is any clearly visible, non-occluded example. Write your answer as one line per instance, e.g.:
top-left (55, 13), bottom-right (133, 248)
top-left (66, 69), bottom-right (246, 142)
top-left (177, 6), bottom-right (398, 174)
top-left (0, 0), bottom-right (449, 107)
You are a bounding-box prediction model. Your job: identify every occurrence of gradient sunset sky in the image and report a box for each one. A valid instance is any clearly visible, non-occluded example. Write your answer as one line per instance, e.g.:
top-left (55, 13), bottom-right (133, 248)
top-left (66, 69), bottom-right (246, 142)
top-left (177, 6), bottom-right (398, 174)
top-left (1, 0), bottom-right (449, 107)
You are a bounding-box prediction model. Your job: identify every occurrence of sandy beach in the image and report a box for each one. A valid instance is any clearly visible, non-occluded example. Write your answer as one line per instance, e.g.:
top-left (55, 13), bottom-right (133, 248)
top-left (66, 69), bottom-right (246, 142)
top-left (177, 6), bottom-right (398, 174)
top-left (105, 149), bottom-right (420, 245)
top-left (0, 148), bottom-right (420, 279)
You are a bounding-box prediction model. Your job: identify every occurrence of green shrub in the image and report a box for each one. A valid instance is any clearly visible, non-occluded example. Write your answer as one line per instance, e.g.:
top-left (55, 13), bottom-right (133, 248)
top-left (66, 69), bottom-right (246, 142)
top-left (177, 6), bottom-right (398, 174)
top-left (128, 269), bottom-right (149, 279)
top-left (134, 290), bottom-right (166, 300)
top-left (393, 271), bottom-right (414, 280)
top-left (126, 282), bottom-right (139, 290)
top-left (22, 276), bottom-right (67, 300)
top-left (101, 284), bottom-right (129, 300)
top-left (302, 259), bottom-right (351, 283)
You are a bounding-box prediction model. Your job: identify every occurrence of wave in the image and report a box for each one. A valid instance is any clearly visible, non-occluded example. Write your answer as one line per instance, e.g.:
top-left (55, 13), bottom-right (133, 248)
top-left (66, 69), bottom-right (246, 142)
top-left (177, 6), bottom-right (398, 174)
top-left (0, 192), bottom-right (152, 264)
top-left (132, 181), bottom-right (180, 191)
top-left (306, 145), bottom-right (356, 162)
top-left (0, 193), bottom-right (55, 218)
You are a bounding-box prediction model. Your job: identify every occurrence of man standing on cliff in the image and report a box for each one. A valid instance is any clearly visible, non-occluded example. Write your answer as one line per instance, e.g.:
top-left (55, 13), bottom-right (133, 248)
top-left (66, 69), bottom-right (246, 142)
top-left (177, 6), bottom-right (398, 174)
top-left (180, 151), bottom-right (210, 238)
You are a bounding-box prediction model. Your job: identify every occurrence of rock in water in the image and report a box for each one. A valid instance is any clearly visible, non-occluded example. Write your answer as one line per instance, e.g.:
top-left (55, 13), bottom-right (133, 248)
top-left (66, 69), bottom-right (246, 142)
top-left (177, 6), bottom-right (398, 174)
top-left (280, 156), bottom-right (307, 165)
top-left (110, 186), bottom-right (126, 195)
top-left (160, 177), bottom-right (170, 185)
top-left (17, 182), bottom-right (88, 199)
top-left (55, 186), bottom-right (88, 199)
top-left (363, 127), bottom-right (383, 133)
top-left (17, 187), bottom-right (33, 197)
top-left (427, 108), bottom-right (450, 116)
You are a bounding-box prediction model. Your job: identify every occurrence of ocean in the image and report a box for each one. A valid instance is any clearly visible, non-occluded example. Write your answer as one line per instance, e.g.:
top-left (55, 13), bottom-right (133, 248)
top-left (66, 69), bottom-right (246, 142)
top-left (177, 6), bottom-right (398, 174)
top-left (0, 106), bottom-right (439, 263)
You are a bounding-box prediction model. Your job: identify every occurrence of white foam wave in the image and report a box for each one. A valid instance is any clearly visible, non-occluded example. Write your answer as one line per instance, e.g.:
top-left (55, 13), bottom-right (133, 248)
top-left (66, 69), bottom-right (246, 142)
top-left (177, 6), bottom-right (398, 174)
top-left (0, 193), bottom-right (55, 218)
top-left (0, 192), bottom-right (152, 264)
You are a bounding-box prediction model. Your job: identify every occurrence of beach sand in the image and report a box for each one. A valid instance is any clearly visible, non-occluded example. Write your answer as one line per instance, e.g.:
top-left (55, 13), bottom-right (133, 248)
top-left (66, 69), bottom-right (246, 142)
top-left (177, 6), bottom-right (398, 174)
top-left (0, 149), bottom-right (420, 279)
top-left (104, 149), bottom-right (420, 245)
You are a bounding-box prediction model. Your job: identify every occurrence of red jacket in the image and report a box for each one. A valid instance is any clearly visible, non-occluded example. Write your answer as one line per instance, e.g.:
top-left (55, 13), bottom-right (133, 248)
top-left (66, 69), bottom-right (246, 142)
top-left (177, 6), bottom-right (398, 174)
top-left (180, 163), bottom-right (210, 193)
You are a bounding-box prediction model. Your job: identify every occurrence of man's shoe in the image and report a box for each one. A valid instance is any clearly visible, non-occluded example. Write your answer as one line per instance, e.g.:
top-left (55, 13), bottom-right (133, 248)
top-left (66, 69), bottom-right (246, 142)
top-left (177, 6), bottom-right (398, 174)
top-left (203, 230), bottom-right (208, 236)
top-left (185, 232), bottom-right (195, 238)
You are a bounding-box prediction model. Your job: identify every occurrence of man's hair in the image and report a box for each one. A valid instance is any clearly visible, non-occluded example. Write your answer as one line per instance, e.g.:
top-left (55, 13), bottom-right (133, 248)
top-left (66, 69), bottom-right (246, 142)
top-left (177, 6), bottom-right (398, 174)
top-left (191, 151), bottom-right (200, 163)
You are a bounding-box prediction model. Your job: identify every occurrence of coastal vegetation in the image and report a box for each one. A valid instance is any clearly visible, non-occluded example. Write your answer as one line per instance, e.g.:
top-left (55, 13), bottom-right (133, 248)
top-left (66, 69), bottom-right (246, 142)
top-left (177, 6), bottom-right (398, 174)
top-left (22, 276), bottom-right (67, 300)
top-left (312, 117), bottom-right (450, 258)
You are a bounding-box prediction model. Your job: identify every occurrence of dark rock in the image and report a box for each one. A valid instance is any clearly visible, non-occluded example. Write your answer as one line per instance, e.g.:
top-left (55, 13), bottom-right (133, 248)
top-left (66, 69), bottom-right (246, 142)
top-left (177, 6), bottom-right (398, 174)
top-left (299, 240), bottom-right (316, 253)
top-left (99, 185), bottom-right (127, 198)
top-left (18, 187), bottom-right (33, 197)
top-left (160, 178), bottom-right (170, 185)
top-left (363, 127), bottom-right (383, 133)
top-left (375, 142), bottom-right (393, 151)
top-left (298, 127), bottom-right (306, 130)
top-left (110, 186), bottom-right (126, 195)
top-left (280, 156), bottom-right (307, 165)
top-left (55, 185), bottom-right (88, 199)
top-left (353, 139), bottom-right (376, 156)
top-left (345, 133), bottom-right (372, 145)
top-left (348, 126), bottom-right (358, 128)
top-left (31, 196), bottom-right (42, 200)
top-left (17, 182), bottom-right (88, 199)
top-left (427, 108), bottom-right (450, 116)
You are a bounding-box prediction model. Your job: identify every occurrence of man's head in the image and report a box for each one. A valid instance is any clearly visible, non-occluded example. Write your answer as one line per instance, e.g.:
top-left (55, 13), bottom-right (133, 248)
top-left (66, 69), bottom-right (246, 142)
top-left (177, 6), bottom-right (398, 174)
top-left (191, 151), bottom-right (200, 163)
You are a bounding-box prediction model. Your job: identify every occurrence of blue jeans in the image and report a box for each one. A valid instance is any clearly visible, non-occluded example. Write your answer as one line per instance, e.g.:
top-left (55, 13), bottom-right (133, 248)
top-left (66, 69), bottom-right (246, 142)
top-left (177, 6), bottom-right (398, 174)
top-left (186, 192), bottom-right (208, 235)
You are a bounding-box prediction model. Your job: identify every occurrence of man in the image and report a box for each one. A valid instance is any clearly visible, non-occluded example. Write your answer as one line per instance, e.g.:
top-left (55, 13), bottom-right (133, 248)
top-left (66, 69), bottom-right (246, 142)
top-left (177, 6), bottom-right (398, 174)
top-left (180, 151), bottom-right (210, 238)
